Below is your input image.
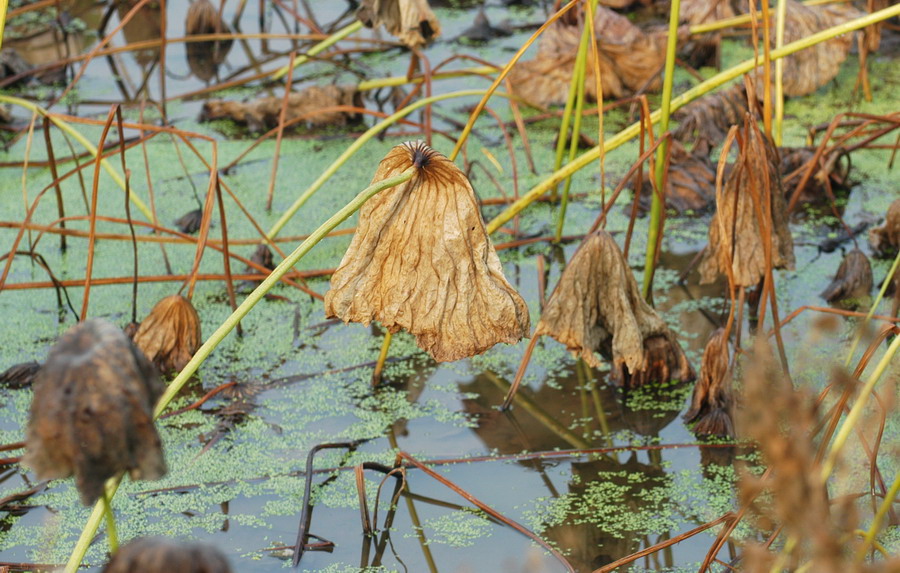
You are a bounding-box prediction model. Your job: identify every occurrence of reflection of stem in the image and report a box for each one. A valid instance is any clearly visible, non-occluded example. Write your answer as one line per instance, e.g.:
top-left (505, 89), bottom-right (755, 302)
top-left (388, 429), bottom-right (438, 573)
top-left (583, 361), bottom-right (612, 448)
top-left (372, 331), bottom-right (392, 387)
top-left (485, 371), bottom-right (590, 450)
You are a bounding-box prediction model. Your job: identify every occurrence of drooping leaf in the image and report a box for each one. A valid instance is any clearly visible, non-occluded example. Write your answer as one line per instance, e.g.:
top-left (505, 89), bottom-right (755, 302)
top-left (132, 295), bottom-right (202, 374)
top-left (683, 328), bottom-right (733, 438)
top-left (357, 0), bottom-right (441, 49)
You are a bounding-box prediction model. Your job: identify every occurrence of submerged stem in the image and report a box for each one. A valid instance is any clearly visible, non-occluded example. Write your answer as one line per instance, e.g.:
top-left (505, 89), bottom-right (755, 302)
top-left (372, 331), bottom-right (393, 387)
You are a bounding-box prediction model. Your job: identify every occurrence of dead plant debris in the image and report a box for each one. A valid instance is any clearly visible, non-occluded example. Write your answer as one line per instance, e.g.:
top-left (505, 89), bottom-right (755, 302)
top-left (684, 328), bottom-right (733, 438)
top-left (633, 139), bottom-right (716, 214)
top-left (102, 536), bottom-right (232, 573)
top-left (175, 208), bottom-right (204, 234)
top-left (0, 360), bottom-right (40, 389)
top-left (535, 230), bottom-right (694, 387)
top-left (325, 141), bottom-right (530, 363)
top-left (357, 0), bottom-right (442, 49)
top-left (132, 295), bottom-right (202, 374)
top-left (24, 318), bottom-right (166, 505)
top-left (868, 198), bottom-right (900, 259)
top-left (673, 83), bottom-right (757, 156)
top-left (819, 248), bottom-right (872, 304)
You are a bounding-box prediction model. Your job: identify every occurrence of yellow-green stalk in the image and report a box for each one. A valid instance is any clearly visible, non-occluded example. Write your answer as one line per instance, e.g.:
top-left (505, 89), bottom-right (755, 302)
top-left (271, 20), bottom-right (363, 80)
top-left (774, 0), bottom-right (788, 145)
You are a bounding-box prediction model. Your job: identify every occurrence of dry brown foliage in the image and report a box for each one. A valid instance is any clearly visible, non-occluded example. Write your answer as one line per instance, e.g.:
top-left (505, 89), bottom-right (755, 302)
top-left (699, 117), bottom-right (795, 287)
top-left (778, 1), bottom-right (862, 97)
top-left (102, 537), bottom-right (232, 573)
top-left (680, 0), bottom-right (739, 25)
top-left (508, 5), bottom-right (667, 106)
top-left (820, 249), bottom-right (872, 304)
top-left (184, 0), bottom-right (232, 82)
top-left (357, 0), bottom-right (441, 49)
top-left (133, 295), bottom-right (202, 374)
top-left (535, 230), bottom-right (694, 387)
top-left (250, 244), bottom-right (275, 271)
top-left (175, 208), bottom-right (203, 234)
top-left (868, 198), bottom-right (900, 259)
top-left (200, 85), bottom-right (363, 133)
top-left (683, 328), bottom-right (733, 437)
top-left (325, 142), bottom-right (529, 363)
top-left (673, 83), bottom-right (756, 156)
top-left (779, 145), bottom-right (852, 204)
top-left (0, 360), bottom-right (39, 389)
top-left (634, 140), bottom-right (716, 214)
top-left (24, 319), bottom-right (166, 505)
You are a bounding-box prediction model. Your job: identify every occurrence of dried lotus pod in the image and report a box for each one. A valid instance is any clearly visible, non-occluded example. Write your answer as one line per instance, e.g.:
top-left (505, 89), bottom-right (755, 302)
top-left (103, 537), bottom-right (232, 573)
top-left (357, 0), bottom-right (441, 49)
top-left (699, 115), bottom-right (795, 287)
top-left (200, 85), bottom-right (362, 134)
top-left (535, 230), bottom-right (694, 387)
top-left (820, 249), bottom-right (872, 304)
top-left (508, 5), bottom-right (667, 106)
top-left (683, 328), bottom-right (733, 438)
top-left (133, 295), bottom-right (202, 374)
top-left (24, 318), bottom-right (166, 505)
top-left (325, 141), bottom-right (530, 363)
top-left (868, 198), bottom-right (900, 259)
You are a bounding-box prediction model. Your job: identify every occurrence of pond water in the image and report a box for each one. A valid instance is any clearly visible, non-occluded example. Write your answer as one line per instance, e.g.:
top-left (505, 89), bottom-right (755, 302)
top-left (0, 1), bottom-right (898, 572)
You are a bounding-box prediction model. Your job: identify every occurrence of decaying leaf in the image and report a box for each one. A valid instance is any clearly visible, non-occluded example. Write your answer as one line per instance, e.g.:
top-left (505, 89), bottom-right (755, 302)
top-left (133, 295), bottom-right (202, 374)
top-left (633, 140), bottom-right (716, 214)
top-left (457, 9), bottom-right (512, 44)
top-left (250, 244), bottom-right (275, 271)
top-left (778, 1), bottom-right (862, 97)
top-left (779, 145), bottom-right (852, 205)
top-left (683, 328), bottom-right (733, 437)
top-left (673, 83), bottom-right (757, 155)
top-left (820, 249), bottom-right (872, 304)
top-left (357, 0), bottom-right (441, 49)
top-left (175, 208), bottom-right (204, 234)
top-left (184, 0), bottom-right (233, 82)
top-left (0, 360), bottom-right (40, 389)
top-left (325, 142), bottom-right (529, 363)
top-left (699, 117), bottom-right (795, 287)
top-left (508, 5), bottom-right (668, 106)
top-left (678, 0), bottom-right (739, 69)
top-left (680, 0), bottom-right (739, 25)
top-left (200, 85), bottom-right (363, 133)
top-left (868, 198), bottom-right (900, 258)
top-left (535, 230), bottom-right (694, 387)
top-left (24, 318), bottom-right (166, 505)
top-left (103, 536), bottom-right (232, 573)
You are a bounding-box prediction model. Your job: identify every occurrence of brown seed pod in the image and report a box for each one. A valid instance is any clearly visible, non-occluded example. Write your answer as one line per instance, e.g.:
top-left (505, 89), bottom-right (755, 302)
top-left (535, 230), bottom-right (694, 387)
top-left (868, 198), bottom-right (900, 259)
top-left (102, 536), bottom-right (232, 573)
top-left (820, 249), bottom-right (873, 304)
top-left (133, 295), bottom-right (202, 374)
top-left (200, 85), bottom-right (363, 134)
top-left (325, 141), bottom-right (530, 363)
top-left (683, 328), bottom-right (733, 438)
top-left (357, 0), bottom-right (441, 49)
top-left (24, 319), bottom-right (166, 506)
top-left (508, 5), bottom-right (667, 106)
top-left (699, 115), bottom-right (795, 287)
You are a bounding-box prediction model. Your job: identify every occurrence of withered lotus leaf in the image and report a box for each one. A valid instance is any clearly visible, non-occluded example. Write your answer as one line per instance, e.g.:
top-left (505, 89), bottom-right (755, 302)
top-left (778, 1), bottom-right (862, 97)
top-left (103, 537), bottom-right (232, 573)
top-left (868, 198), bottom-right (900, 259)
top-left (324, 142), bottom-right (530, 363)
top-left (820, 249), bottom-right (872, 304)
top-left (779, 146), bottom-right (852, 204)
top-left (0, 360), bottom-right (40, 389)
top-left (357, 0), bottom-right (441, 49)
top-left (133, 295), bottom-right (202, 374)
top-left (25, 318), bottom-right (166, 505)
top-left (535, 231), bottom-right (694, 387)
top-left (508, 5), bottom-right (667, 106)
top-left (673, 83), bottom-right (756, 156)
top-left (683, 328), bottom-right (733, 438)
top-left (633, 140), bottom-right (716, 214)
top-left (200, 85), bottom-right (362, 133)
top-left (699, 117), bottom-right (795, 287)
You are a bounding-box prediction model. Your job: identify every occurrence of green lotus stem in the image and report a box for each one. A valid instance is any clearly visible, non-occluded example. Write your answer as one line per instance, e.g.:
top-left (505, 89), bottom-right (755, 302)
top-left (271, 20), bottom-right (363, 80)
top-left (65, 168), bottom-right (416, 572)
top-left (486, 3), bottom-right (900, 234)
top-left (265, 89), bottom-right (513, 241)
top-left (856, 473), bottom-right (900, 561)
top-left (774, 0), bottom-right (788, 145)
top-left (0, 0), bottom-right (8, 51)
top-left (642, 0), bottom-right (680, 300)
top-left (554, 0), bottom-right (595, 238)
top-left (357, 66), bottom-right (498, 91)
top-left (0, 96), bottom-right (153, 222)
top-left (844, 250), bottom-right (900, 367)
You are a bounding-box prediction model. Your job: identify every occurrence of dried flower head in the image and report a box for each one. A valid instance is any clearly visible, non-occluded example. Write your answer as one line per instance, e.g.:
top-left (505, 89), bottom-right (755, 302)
top-left (200, 85), bottom-right (362, 134)
top-left (509, 5), bottom-right (667, 106)
top-left (673, 83), bottom-right (757, 155)
top-left (24, 318), bottom-right (166, 505)
top-left (820, 249), bottom-right (872, 304)
top-left (325, 141), bottom-right (530, 363)
top-left (102, 536), bottom-right (232, 573)
top-left (357, 0), bottom-right (441, 49)
top-left (683, 328), bottom-right (733, 437)
top-left (700, 115), bottom-right (795, 287)
top-left (535, 230), bottom-right (694, 387)
top-left (133, 295), bottom-right (202, 374)
top-left (868, 198), bottom-right (900, 259)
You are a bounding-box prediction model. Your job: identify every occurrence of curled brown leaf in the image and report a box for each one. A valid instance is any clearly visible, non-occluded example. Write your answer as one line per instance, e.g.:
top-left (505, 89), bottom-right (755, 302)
top-left (683, 328), bottom-right (733, 437)
top-left (133, 295), bottom-right (202, 374)
top-left (820, 248), bottom-right (872, 304)
top-left (102, 536), bottom-right (232, 573)
top-left (357, 0), bottom-right (441, 49)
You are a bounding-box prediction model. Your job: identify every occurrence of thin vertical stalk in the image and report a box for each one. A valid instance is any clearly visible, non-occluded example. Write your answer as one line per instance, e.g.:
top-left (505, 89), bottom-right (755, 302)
top-left (372, 331), bottom-right (392, 387)
top-left (774, 0), bottom-right (788, 145)
top-left (641, 0), bottom-right (680, 300)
